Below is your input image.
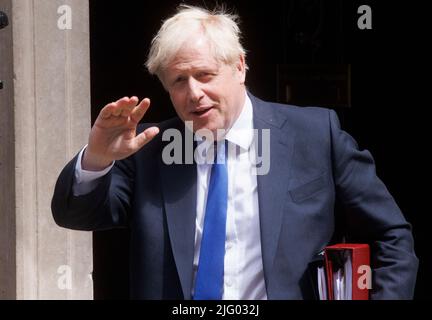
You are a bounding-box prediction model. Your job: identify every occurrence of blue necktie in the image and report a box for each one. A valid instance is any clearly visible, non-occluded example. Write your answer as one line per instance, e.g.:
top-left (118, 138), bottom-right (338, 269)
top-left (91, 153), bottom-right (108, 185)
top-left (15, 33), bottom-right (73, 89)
top-left (194, 141), bottom-right (228, 300)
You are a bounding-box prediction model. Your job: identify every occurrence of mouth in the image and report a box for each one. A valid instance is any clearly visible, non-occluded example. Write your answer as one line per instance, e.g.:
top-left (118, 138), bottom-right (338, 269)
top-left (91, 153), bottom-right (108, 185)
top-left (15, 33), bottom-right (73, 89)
top-left (191, 106), bottom-right (213, 117)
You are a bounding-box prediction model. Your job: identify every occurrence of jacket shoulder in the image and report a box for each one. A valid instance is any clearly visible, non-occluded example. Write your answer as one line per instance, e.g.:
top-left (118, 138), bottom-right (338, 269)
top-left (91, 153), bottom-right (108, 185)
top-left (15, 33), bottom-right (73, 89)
top-left (250, 94), bottom-right (334, 131)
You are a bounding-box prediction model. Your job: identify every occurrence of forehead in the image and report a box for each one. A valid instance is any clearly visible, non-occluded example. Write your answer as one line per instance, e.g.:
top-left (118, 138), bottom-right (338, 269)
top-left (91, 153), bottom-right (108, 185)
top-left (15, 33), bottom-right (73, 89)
top-left (166, 37), bottom-right (219, 72)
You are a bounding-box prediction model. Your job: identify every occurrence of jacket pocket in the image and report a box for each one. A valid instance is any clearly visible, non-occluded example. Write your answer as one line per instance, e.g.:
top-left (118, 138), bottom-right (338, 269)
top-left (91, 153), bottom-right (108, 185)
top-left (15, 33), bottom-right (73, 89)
top-left (289, 172), bottom-right (328, 203)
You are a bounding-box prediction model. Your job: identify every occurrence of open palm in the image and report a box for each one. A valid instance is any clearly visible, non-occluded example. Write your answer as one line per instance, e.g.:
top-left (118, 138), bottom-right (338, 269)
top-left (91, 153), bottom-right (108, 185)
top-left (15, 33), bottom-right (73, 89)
top-left (83, 96), bottom-right (159, 171)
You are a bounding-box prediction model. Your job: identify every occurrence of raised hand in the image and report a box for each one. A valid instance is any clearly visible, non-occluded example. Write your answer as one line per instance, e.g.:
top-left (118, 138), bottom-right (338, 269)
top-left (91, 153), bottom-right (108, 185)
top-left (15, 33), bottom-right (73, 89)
top-left (82, 96), bottom-right (160, 171)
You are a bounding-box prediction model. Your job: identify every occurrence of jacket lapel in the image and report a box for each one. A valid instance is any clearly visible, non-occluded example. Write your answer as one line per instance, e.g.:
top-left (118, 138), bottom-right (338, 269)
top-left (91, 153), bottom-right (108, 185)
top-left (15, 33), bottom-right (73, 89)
top-left (159, 124), bottom-right (197, 300)
top-left (251, 94), bottom-right (296, 295)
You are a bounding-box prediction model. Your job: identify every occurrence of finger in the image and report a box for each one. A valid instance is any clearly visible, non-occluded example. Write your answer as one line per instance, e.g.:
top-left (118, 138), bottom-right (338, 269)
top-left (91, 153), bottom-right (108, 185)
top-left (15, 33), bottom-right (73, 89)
top-left (133, 126), bottom-right (160, 150)
top-left (112, 97), bottom-right (132, 116)
top-left (99, 97), bottom-right (129, 118)
top-left (120, 97), bottom-right (138, 117)
top-left (99, 102), bottom-right (117, 119)
top-left (130, 98), bottom-right (151, 123)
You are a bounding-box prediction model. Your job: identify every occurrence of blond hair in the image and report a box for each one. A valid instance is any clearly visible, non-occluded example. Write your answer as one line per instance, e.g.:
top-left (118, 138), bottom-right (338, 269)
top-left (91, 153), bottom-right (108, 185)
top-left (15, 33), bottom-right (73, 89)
top-left (146, 4), bottom-right (247, 77)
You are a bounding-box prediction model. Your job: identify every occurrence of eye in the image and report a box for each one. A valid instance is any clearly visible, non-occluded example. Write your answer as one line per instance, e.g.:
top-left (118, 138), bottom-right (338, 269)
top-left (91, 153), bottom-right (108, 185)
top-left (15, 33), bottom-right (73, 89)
top-left (171, 76), bottom-right (186, 86)
top-left (175, 76), bottom-right (186, 83)
top-left (197, 72), bottom-right (215, 81)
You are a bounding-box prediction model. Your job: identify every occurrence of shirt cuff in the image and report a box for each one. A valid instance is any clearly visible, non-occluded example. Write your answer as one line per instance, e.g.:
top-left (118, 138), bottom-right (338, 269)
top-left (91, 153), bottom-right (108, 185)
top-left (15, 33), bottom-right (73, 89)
top-left (72, 145), bottom-right (115, 196)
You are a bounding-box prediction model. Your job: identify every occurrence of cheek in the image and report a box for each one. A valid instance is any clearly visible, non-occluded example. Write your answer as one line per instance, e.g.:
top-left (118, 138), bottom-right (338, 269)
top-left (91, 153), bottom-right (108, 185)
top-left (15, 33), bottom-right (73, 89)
top-left (170, 92), bottom-right (186, 113)
top-left (204, 84), bottom-right (226, 105)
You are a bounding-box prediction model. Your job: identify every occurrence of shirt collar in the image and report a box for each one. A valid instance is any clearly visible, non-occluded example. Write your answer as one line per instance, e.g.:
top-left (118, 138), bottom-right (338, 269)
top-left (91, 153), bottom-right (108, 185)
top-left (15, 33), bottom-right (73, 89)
top-left (225, 93), bottom-right (254, 151)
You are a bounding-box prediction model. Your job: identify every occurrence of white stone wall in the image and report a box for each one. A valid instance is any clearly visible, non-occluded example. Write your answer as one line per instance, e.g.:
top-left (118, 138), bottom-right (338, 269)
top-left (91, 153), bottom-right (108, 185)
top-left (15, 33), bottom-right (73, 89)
top-left (0, 0), bottom-right (93, 299)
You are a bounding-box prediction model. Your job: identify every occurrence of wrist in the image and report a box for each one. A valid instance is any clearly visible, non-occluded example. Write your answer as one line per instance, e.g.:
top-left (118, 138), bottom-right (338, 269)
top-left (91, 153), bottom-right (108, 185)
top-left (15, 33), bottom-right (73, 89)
top-left (81, 147), bottom-right (113, 171)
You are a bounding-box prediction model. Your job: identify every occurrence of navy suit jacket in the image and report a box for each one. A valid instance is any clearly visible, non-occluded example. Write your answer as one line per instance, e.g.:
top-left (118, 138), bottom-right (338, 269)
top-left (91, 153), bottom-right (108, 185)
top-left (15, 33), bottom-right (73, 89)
top-left (52, 93), bottom-right (418, 299)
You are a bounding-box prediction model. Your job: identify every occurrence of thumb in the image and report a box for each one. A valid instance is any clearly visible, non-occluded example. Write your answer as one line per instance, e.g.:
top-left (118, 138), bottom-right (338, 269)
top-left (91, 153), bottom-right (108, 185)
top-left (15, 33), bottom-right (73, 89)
top-left (133, 126), bottom-right (160, 150)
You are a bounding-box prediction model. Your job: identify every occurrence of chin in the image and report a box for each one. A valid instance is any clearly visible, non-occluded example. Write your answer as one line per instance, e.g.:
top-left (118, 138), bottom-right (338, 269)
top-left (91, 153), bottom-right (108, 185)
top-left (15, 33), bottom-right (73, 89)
top-left (193, 121), bottom-right (222, 136)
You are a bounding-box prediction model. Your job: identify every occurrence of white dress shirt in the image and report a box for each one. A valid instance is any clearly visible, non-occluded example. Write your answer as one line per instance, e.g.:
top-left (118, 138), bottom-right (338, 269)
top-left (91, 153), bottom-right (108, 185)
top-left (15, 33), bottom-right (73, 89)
top-left (192, 95), bottom-right (266, 300)
top-left (73, 94), bottom-right (267, 300)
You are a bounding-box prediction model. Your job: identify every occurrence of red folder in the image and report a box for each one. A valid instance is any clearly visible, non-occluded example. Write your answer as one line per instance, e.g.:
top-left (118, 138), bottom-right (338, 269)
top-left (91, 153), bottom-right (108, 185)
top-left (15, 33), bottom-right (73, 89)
top-left (324, 243), bottom-right (370, 300)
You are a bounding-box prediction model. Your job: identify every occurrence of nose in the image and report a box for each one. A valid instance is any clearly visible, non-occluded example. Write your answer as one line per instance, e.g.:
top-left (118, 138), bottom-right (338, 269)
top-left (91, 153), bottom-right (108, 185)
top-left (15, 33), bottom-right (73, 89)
top-left (187, 77), bottom-right (204, 103)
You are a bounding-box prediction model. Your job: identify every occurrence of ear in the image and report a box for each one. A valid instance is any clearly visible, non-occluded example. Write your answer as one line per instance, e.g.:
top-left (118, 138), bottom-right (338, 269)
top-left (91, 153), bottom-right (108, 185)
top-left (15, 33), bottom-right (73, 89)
top-left (235, 54), bottom-right (246, 84)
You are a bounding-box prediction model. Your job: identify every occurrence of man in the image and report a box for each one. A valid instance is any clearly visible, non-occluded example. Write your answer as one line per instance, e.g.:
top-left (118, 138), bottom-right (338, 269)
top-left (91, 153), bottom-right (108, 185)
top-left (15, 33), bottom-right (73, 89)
top-left (51, 5), bottom-right (418, 299)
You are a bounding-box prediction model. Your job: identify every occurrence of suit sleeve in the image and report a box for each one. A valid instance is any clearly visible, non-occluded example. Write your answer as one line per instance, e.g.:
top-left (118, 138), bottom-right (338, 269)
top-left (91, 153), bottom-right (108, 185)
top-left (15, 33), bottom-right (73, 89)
top-left (328, 109), bottom-right (418, 299)
top-left (51, 151), bottom-right (135, 231)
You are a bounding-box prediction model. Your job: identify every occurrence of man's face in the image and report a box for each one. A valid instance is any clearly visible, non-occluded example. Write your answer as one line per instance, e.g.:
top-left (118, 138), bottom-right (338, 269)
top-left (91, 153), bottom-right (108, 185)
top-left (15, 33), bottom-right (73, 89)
top-left (161, 36), bottom-right (246, 135)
